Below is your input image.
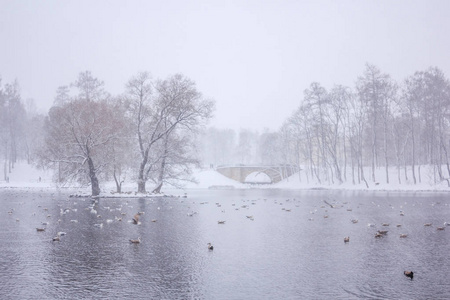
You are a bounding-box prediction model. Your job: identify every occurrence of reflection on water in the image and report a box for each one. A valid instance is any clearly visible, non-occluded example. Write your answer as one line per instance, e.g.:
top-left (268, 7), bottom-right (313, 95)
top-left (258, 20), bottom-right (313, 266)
top-left (0, 189), bottom-right (449, 299)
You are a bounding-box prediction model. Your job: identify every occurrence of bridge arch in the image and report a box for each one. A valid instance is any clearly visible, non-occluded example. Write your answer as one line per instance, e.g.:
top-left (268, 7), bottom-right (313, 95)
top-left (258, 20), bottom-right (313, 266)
top-left (215, 165), bottom-right (299, 184)
top-left (244, 171), bottom-right (272, 184)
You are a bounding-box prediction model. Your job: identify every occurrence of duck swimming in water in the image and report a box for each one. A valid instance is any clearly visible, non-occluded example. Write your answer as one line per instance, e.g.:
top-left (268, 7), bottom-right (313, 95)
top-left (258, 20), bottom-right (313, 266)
top-left (129, 237), bottom-right (141, 244)
top-left (344, 237), bottom-right (350, 243)
top-left (132, 212), bottom-right (143, 224)
top-left (404, 270), bottom-right (414, 279)
top-left (207, 243), bottom-right (214, 250)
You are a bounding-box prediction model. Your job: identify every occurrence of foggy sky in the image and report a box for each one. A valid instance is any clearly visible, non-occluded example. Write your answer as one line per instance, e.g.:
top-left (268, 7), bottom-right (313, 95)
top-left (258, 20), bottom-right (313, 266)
top-left (1, 0), bottom-right (449, 131)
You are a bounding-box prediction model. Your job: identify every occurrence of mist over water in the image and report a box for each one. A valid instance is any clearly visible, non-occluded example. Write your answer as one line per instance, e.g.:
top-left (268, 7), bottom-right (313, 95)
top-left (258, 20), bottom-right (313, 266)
top-left (1, 189), bottom-right (449, 299)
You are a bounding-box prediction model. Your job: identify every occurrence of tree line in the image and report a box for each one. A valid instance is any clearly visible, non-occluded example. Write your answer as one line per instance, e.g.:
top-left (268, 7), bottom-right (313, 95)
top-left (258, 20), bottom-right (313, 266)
top-left (202, 64), bottom-right (450, 187)
top-left (2, 63), bottom-right (450, 192)
top-left (282, 64), bottom-right (449, 186)
top-left (0, 71), bottom-right (214, 196)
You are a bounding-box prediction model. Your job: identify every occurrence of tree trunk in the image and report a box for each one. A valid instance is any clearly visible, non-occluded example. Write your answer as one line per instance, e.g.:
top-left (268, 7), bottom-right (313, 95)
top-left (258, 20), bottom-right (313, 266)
top-left (152, 182), bottom-right (163, 194)
top-left (138, 178), bottom-right (146, 194)
top-left (411, 125), bottom-right (417, 184)
top-left (343, 129), bottom-right (347, 182)
top-left (154, 135), bottom-right (169, 194)
top-left (138, 155), bottom-right (148, 193)
top-left (384, 116), bottom-right (389, 184)
top-left (87, 156), bottom-right (100, 196)
top-left (113, 169), bottom-right (122, 193)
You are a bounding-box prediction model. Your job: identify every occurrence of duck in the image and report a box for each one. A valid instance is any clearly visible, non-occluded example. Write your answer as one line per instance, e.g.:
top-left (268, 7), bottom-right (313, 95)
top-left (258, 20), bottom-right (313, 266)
top-left (375, 232), bottom-right (383, 238)
top-left (36, 228), bottom-right (46, 232)
top-left (424, 223), bottom-right (432, 226)
top-left (129, 237), bottom-right (141, 244)
top-left (52, 236), bottom-right (60, 242)
top-left (344, 237), bottom-right (350, 243)
top-left (217, 220), bottom-right (226, 224)
top-left (207, 243), bottom-right (214, 250)
top-left (437, 227), bottom-right (445, 231)
top-left (404, 270), bottom-right (414, 279)
top-left (132, 212), bottom-right (143, 224)
top-left (400, 234), bottom-right (408, 238)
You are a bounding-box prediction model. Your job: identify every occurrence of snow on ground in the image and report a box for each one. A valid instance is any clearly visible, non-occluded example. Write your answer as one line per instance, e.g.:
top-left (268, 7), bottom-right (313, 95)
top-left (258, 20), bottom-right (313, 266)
top-left (275, 165), bottom-right (450, 192)
top-left (1, 161), bottom-right (450, 193)
top-left (182, 169), bottom-right (246, 189)
top-left (0, 162), bottom-right (55, 189)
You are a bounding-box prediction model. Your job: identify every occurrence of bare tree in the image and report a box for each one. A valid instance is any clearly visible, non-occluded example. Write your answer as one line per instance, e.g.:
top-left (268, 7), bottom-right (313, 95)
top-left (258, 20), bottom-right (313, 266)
top-left (324, 86), bottom-right (350, 184)
top-left (127, 72), bottom-right (214, 193)
top-left (72, 71), bottom-right (107, 102)
top-left (41, 99), bottom-right (124, 195)
top-left (0, 80), bottom-right (26, 178)
top-left (356, 64), bottom-right (395, 183)
top-left (53, 85), bottom-right (71, 106)
top-left (402, 68), bottom-right (450, 184)
top-left (151, 130), bottom-right (200, 193)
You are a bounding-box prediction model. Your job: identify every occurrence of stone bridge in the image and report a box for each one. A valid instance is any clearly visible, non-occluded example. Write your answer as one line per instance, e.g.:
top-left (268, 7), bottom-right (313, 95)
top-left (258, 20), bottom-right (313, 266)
top-left (215, 164), bottom-right (300, 184)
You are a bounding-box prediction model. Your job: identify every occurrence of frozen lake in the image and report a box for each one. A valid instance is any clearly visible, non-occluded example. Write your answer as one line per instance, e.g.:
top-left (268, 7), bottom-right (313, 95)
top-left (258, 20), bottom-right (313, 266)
top-left (1, 189), bottom-right (449, 299)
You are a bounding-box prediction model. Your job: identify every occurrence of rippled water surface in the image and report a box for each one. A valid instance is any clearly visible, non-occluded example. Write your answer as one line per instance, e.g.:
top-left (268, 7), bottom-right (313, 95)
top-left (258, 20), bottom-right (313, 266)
top-left (1, 189), bottom-right (450, 299)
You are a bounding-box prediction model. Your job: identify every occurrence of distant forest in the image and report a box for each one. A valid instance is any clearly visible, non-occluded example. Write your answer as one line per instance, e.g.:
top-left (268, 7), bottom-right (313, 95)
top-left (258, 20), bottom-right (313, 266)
top-left (200, 64), bottom-right (450, 187)
top-left (1, 64), bottom-right (450, 194)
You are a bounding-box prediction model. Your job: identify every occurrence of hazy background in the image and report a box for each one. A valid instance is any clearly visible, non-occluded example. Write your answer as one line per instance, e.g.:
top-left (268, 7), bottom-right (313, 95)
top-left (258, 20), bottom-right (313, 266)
top-left (1, 0), bottom-right (449, 131)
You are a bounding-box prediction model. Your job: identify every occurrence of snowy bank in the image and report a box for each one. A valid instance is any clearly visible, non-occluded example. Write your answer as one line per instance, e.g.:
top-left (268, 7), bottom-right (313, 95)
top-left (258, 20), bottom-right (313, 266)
top-left (2, 162), bottom-right (450, 194)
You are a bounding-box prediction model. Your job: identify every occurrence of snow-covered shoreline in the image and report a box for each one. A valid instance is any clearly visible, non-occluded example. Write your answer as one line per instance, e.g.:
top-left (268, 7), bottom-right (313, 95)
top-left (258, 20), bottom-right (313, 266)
top-left (2, 162), bottom-right (450, 195)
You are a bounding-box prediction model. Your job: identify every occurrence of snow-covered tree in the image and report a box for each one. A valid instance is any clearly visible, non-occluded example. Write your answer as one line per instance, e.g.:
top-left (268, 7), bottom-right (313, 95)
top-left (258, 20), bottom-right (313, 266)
top-left (126, 72), bottom-right (214, 193)
top-left (41, 99), bottom-right (124, 195)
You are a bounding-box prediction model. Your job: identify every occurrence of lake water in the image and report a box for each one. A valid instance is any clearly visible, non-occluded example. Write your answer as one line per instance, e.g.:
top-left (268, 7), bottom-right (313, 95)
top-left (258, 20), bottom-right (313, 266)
top-left (1, 188), bottom-right (449, 299)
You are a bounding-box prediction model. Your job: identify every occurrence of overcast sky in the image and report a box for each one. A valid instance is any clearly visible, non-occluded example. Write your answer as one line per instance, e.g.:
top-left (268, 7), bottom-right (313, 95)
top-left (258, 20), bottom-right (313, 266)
top-left (1, 0), bottom-right (449, 131)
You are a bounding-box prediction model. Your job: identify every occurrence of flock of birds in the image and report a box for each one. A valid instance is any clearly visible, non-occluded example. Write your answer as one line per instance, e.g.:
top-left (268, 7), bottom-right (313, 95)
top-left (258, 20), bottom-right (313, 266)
top-left (6, 194), bottom-right (154, 245)
top-left (5, 191), bottom-right (450, 280)
top-left (322, 198), bottom-right (450, 281)
top-left (5, 192), bottom-right (219, 252)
